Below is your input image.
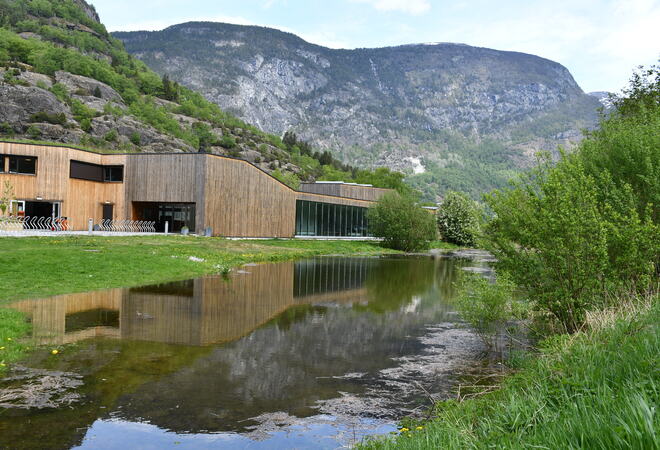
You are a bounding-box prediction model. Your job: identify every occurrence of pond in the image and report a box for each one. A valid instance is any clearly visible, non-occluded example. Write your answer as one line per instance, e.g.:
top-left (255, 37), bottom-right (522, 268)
top-left (0, 253), bottom-right (492, 449)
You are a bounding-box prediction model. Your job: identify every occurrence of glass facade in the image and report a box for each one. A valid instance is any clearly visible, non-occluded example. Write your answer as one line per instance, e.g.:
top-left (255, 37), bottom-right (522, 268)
top-left (294, 257), bottom-right (375, 297)
top-left (295, 200), bottom-right (370, 237)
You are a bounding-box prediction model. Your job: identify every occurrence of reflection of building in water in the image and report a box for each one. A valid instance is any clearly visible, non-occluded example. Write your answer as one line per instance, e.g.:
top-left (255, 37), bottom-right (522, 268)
top-left (11, 258), bottom-right (378, 347)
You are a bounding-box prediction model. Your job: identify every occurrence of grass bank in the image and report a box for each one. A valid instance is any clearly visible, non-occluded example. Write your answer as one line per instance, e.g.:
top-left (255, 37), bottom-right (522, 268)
top-left (0, 235), bottom-right (408, 371)
top-left (0, 236), bottom-right (403, 303)
top-left (362, 296), bottom-right (659, 449)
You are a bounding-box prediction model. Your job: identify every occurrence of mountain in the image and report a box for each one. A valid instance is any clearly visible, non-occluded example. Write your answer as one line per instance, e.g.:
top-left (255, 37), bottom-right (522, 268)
top-left (115, 22), bottom-right (602, 199)
top-left (588, 91), bottom-right (615, 110)
top-left (0, 0), bottom-right (406, 191)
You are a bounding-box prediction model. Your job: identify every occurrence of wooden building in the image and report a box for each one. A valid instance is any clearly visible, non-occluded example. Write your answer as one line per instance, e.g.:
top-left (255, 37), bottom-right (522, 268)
top-left (0, 142), bottom-right (390, 237)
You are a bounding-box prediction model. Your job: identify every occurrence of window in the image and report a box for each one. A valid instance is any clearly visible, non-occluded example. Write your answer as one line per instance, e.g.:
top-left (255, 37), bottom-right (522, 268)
top-left (295, 200), bottom-right (371, 237)
top-left (8, 155), bottom-right (37, 175)
top-left (103, 166), bottom-right (123, 182)
top-left (70, 160), bottom-right (103, 182)
top-left (70, 160), bottom-right (123, 183)
top-left (0, 155), bottom-right (5, 173)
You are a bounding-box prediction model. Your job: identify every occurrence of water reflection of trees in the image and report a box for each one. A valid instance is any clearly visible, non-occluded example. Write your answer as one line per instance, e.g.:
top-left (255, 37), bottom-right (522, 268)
top-left (358, 257), bottom-right (437, 313)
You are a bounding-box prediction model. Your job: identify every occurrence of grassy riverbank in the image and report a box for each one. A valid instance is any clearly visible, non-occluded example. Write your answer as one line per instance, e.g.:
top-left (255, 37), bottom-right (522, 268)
top-left (0, 236), bottom-right (406, 303)
top-left (0, 235), bottom-right (418, 371)
top-left (362, 295), bottom-right (659, 449)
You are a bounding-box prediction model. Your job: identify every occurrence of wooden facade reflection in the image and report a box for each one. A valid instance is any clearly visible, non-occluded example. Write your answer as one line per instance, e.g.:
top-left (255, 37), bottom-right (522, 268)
top-left (10, 259), bottom-right (377, 346)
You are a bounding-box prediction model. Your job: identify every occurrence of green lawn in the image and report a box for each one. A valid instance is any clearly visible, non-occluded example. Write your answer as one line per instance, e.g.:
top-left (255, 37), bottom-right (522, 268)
top-left (0, 235), bottom-right (406, 371)
top-left (0, 236), bottom-right (403, 303)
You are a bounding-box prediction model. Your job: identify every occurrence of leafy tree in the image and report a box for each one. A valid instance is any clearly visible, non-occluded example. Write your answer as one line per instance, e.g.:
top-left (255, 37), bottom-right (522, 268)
top-left (161, 73), bottom-right (179, 101)
top-left (0, 180), bottom-right (14, 215)
top-left (437, 191), bottom-right (481, 246)
top-left (368, 192), bottom-right (437, 252)
top-left (282, 130), bottom-right (297, 149)
top-left (483, 66), bottom-right (660, 332)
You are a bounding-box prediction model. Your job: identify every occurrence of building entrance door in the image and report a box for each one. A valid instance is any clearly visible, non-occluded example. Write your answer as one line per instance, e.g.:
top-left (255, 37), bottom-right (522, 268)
top-left (103, 204), bottom-right (114, 221)
top-left (25, 201), bottom-right (61, 218)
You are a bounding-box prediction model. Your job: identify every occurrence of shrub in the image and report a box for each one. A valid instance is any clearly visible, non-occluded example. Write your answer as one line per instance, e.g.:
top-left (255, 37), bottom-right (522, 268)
top-left (129, 131), bottom-right (140, 146)
top-left (271, 168), bottom-right (301, 189)
top-left (0, 122), bottom-right (15, 136)
top-left (49, 83), bottom-right (70, 103)
top-left (485, 154), bottom-right (657, 332)
top-left (437, 191), bottom-right (481, 246)
top-left (103, 129), bottom-right (118, 142)
top-left (26, 124), bottom-right (41, 138)
top-left (368, 192), bottom-right (437, 252)
top-left (455, 272), bottom-right (525, 348)
top-left (30, 111), bottom-right (66, 125)
top-left (79, 117), bottom-right (91, 132)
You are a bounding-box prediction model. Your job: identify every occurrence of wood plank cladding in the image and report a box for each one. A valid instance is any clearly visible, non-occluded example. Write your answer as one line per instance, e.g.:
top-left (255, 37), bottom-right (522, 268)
top-left (299, 182), bottom-right (390, 202)
top-left (204, 156), bottom-right (296, 237)
top-left (0, 142), bottom-right (126, 230)
top-left (0, 142), bottom-right (391, 237)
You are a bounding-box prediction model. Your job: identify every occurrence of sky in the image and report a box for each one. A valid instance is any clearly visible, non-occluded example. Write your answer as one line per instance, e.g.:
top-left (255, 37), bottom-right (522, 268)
top-left (89, 0), bottom-right (660, 93)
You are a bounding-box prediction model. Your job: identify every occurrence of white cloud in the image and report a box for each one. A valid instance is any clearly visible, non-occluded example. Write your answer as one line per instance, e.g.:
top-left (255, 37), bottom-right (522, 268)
top-left (350, 0), bottom-right (431, 15)
top-left (422, 0), bottom-right (660, 92)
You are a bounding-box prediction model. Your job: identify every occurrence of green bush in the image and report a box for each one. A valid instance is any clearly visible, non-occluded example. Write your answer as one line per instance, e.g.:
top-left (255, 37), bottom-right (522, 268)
top-left (271, 168), bottom-right (301, 189)
top-left (79, 117), bottom-right (91, 132)
top-left (483, 67), bottom-right (659, 333)
top-left (219, 135), bottom-right (237, 149)
top-left (0, 121), bottom-right (15, 136)
top-left (26, 124), bottom-right (41, 138)
top-left (368, 192), bottom-right (437, 252)
top-left (129, 131), bottom-right (140, 146)
top-left (455, 272), bottom-right (525, 348)
top-left (103, 128), bottom-right (118, 142)
top-left (29, 111), bottom-right (66, 125)
top-left (437, 191), bottom-right (481, 246)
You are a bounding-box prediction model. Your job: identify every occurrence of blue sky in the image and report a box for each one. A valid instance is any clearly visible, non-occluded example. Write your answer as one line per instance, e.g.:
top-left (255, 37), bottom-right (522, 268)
top-left (90, 0), bottom-right (660, 93)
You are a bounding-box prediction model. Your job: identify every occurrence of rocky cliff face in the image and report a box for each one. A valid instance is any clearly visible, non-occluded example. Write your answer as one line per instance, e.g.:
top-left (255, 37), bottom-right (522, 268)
top-left (116, 23), bottom-right (601, 173)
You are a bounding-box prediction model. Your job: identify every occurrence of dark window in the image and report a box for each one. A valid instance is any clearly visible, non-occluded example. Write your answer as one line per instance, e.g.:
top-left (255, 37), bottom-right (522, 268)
top-left (103, 166), bottom-right (123, 182)
top-left (70, 160), bottom-right (124, 183)
top-left (8, 155), bottom-right (37, 175)
top-left (70, 160), bottom-right (103, 182)
top-left (0, 155), bottom-right (4, 173)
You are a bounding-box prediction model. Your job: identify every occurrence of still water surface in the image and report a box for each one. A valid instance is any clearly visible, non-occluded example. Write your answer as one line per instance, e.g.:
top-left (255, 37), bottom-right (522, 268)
top-left (0, 254), bottom-right (488, 449)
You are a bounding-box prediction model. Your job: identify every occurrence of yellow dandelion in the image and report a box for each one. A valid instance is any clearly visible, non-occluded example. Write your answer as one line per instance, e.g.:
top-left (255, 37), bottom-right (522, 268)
top-left (51, 349), bottom-right (59, 355)
top-left (0, 363), bottom-right (5, 367)
top-left (0, 347), bottom-right (5, 350)
top-left (416, 426), bottom-right (424, 430)
top-left (6, 338), bottom-right (12, 342)
top-left (400, 427), bottom-right (409, 432)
